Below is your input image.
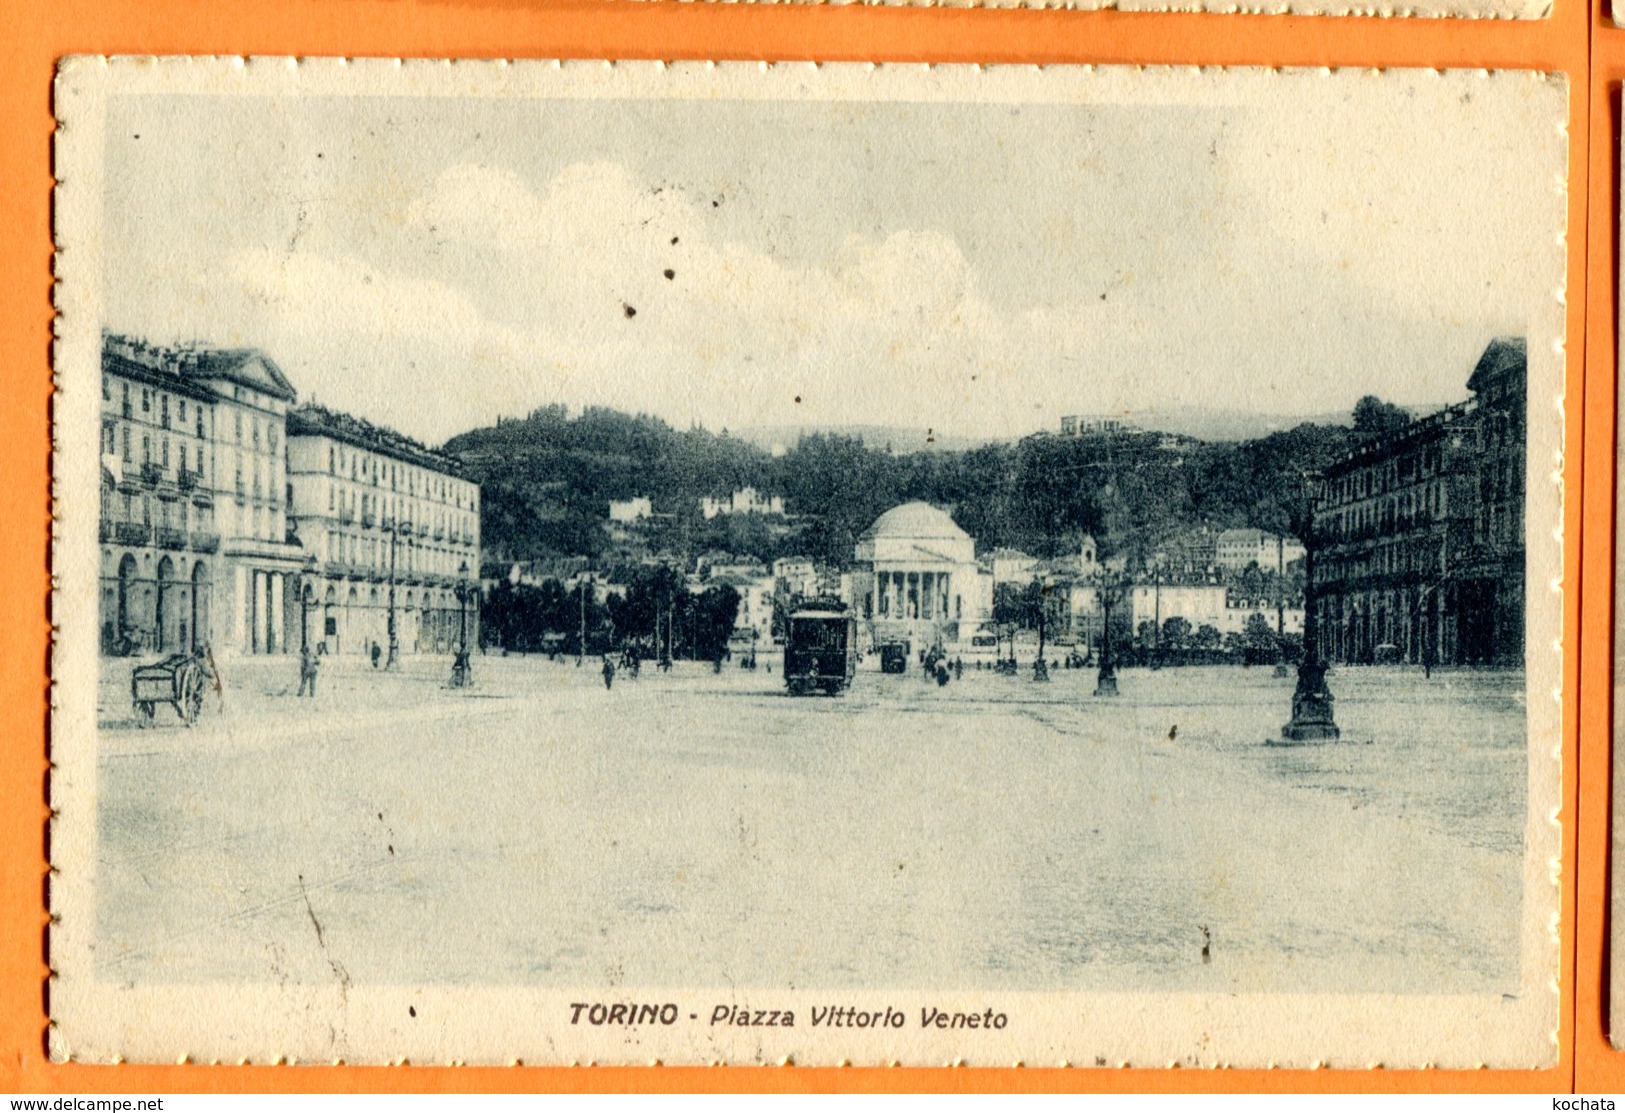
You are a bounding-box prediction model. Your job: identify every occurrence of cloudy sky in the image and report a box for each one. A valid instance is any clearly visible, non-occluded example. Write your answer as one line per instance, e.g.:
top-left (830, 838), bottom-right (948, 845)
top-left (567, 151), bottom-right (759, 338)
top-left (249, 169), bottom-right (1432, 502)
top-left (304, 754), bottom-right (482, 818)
top-left (100, 73), bottom-right (1564, 446)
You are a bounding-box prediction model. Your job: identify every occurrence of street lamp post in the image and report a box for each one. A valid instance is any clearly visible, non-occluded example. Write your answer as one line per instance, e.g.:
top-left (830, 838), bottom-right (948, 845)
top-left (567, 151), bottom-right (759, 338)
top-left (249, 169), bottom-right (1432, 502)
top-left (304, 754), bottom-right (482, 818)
top-left (1281, 472), bottom-right (1340, 742)
top-left (300, 580), bottom-right (314, 653)
top-left (385, 522), bottom-right (399, 671)
top-left (451, 559), bottom-right (472, 688)
top-left (1094, 580), bottom-right (1119, 697)
top-left (578, 573), bottom-right (591, 666)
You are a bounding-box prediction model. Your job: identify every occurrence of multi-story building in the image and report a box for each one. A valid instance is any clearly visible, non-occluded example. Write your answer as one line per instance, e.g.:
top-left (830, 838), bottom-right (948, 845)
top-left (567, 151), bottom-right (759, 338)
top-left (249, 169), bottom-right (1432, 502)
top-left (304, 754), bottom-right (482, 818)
top-left (99, 333), bottom-right (482, 662)
top-left (609, 497), bottom-right (653, 524)
top-left (1214, 528), bottom-right (1307, 573)
top-left (285, 403), bottom-right (481, 658)
top-left (193, 347), bottom-right (305, 656)
top-left (771, 556), bottom-right (820, 600)
top-left (700, 487), bottom-right (785, 519)
top-left (99, 334), bottom-right (306, 657)
top-left (1309, 336), bottom-right (1526, 667)
top-left (1060, 414), bottom-right (1136, 437)
top-left (99, 335), bottom-right (224, 656)
top-left (988, 548), bottom-right (1039, 586)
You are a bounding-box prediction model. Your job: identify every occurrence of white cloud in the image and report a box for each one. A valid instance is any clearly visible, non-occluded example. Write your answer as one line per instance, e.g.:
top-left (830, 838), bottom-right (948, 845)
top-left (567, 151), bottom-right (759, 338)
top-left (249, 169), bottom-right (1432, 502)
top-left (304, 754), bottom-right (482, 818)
top-left (181, 160), bottom-right (1105, 442)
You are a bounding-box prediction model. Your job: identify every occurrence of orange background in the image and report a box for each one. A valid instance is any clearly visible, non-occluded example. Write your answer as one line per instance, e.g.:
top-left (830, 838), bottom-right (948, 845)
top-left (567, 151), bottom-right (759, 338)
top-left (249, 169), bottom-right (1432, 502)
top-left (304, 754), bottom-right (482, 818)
top-left (0, 0), bottom-right (1602, 1094)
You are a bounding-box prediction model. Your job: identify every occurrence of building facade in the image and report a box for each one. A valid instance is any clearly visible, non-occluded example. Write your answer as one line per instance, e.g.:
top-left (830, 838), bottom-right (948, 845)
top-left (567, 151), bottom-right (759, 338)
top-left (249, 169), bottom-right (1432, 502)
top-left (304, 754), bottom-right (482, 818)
top-left (99, 336), bottom-right (305, 657)
top-left (195, 348), bottom-right (305, 656)
top-left (609, 497), bottom-right (653, 524)
top-left (99, 336), bottom-right (224, 657)
top-left (700, 487), bottom-right (785, 519)
top-left (99, 333), bottom-right (482, 662)
top-left (286, 404), bottom-right (482, 659)
top-left (1309, 337), bottom-right (1526, 667)
top-left (1214, 528), bottom-right (1307, 573)
top-left (851, 501), bottom-right (985, 648)
top-left (1060, 415), bottom-right (1136, 437)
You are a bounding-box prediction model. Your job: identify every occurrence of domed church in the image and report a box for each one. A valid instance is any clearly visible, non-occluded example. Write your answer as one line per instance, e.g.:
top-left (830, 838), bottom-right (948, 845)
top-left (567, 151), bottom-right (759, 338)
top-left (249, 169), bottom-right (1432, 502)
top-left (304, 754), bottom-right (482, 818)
top-left (852, 501), bottom-right (985, 648)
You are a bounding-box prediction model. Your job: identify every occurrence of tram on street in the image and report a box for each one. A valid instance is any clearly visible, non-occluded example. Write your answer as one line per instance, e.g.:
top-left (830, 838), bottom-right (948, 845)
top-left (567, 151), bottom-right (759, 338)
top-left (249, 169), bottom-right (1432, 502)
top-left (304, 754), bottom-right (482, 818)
top-left (784, 602), bottom-right (858, 696)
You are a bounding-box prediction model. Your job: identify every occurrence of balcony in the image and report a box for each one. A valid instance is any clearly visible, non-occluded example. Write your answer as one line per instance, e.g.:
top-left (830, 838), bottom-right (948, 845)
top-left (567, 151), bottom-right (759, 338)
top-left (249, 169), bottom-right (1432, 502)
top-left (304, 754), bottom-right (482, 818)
top-left (361, 512), bottom-right (376, 528)
top-left (156, 525), bottom-right (187, 550)
top-left (381, 515), bottom-right (396, 530)
top-left (338, 510), bottom-right (355, 525)
top-left (190, 530), bottom-right (220, 553)
top-left (139, 462), bottom-right (163, 487)
top-left (113, 521), bottom-right (152, 546)
top-left (177, 468), bottom-right (200, 492)
top-left (433, 526), bottom-right (445, 541)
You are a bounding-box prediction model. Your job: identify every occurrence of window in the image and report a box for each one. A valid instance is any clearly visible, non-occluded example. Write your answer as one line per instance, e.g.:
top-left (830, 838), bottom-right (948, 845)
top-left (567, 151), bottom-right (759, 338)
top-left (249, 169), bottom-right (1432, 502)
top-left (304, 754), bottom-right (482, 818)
top-left (197, 409), bottom-right (205, 437)
top-left (329, 445), bottom-right (335, 475)
top-left (121, 383), bottom-right (131, 418)
top-left (161, 394), bottom-right (170, 428)
top-left (252, 420), bottom-right (261, 450)
top-left (234, 411), bottom-right (242, 441)
top-left (268, 426), bottom-right (277, 454)
top-left (328, 485), bottom-right (335, 512)
top-left (141, 435), bottom-right (150, 465)
top-left (179, 400), bottom-right (186, 424)
top-left (142, 388), bottom-right (150, 414)
top-left (101, 422), bottom-right (115, 455)
top-left (161, 438), bottom-right (169, 469)
top-left (196, 445), bottom-right (205, 477)
top-left (122, 426), bottom-right (131, 463)
top-left (102, 377), bottom-right (110, 402)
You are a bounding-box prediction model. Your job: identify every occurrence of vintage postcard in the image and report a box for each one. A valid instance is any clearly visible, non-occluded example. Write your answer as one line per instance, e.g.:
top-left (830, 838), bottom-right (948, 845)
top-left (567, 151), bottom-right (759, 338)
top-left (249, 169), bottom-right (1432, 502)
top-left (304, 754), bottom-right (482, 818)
top-left (50, 58), bottom-right (1566, 1068)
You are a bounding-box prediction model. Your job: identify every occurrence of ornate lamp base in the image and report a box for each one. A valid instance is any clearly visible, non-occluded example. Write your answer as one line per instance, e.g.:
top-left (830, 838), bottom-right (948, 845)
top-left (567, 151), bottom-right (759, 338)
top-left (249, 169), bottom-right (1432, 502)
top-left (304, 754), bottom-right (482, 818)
top-left (1094, 665), bottom-right (1118, 697)
top-left (1281, 659), bottom-right (1340, 741)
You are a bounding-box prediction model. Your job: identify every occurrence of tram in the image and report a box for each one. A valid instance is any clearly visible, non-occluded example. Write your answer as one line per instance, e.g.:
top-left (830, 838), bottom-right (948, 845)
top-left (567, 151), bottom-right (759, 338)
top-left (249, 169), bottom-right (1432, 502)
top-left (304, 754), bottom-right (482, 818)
top-left (784, 601), bottom-right (858, 696)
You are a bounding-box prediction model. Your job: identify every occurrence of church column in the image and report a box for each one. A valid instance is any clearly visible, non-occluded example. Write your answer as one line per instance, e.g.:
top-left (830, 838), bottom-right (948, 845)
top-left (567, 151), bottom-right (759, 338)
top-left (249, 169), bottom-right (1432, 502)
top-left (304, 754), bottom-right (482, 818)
top-left (921, 572), bottom-right (933, 620)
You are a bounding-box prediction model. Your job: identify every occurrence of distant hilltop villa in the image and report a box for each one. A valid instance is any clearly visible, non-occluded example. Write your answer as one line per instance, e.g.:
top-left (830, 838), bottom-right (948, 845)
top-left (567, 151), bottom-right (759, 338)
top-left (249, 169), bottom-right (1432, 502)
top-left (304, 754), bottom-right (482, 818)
top-left (1059, 414), bottom-right (1137, 437)
top-left (701, 487), bottom-right (784, 519)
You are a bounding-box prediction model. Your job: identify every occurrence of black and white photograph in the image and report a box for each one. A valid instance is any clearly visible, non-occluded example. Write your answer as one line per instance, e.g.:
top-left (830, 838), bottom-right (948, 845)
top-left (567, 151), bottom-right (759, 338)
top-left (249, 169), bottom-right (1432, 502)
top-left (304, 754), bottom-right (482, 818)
top-left (48, 59), bottom-right (1565, 1068)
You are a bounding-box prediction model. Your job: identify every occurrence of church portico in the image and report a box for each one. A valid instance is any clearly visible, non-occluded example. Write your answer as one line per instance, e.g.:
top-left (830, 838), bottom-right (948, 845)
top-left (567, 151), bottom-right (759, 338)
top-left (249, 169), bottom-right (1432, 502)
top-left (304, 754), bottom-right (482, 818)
top-left (854, 502), bottom-right (984, 650)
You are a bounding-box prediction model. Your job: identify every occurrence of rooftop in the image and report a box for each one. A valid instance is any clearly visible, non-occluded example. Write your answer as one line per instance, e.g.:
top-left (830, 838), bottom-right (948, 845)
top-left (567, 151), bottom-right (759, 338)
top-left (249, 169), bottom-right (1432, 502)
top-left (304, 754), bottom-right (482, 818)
top-left (861, 501), bottom-right (972, 543)
top-left (287, 402), bottom-right (465, 476)
top-left (103, 332), bottom-right (296, 403)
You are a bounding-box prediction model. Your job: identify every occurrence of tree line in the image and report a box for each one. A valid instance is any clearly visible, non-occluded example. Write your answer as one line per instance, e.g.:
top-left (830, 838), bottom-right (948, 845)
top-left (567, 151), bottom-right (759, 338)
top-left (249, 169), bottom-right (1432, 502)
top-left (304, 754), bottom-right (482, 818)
top-left (446, 397), bottom-right (1414, 570)
top-left (481, 565), bottom-right (742, 662)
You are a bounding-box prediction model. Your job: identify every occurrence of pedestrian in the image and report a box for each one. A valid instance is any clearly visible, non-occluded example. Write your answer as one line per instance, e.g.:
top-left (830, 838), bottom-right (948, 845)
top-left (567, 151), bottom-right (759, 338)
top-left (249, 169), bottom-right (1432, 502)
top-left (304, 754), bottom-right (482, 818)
top-left (297, 644), bottom-right (319, 698)
top-left (371, 641), bottom-right (381, 670)
top-left (954, 657), bottom-right (963, 680)
top-left (602, 656), bottom-right (616, 690)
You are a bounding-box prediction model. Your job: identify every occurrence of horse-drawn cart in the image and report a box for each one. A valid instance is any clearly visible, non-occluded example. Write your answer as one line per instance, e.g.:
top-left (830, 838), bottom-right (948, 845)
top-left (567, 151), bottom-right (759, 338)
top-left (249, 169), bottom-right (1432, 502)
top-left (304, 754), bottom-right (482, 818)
top-left (130, 652), bottom-right (210, 726)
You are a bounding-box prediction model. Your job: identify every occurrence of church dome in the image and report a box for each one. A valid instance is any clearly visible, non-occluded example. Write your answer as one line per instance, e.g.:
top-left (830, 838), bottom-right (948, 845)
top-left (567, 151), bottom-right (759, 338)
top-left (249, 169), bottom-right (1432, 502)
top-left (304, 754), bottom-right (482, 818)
top-left (862, 501), bottom-right (971, 542)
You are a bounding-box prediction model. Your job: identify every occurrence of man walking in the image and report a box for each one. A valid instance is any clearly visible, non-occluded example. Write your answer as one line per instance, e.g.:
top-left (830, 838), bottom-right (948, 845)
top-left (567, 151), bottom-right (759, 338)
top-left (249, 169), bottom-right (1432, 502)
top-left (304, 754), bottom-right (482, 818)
top-left (297, 644), bottom-right (320, 698)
